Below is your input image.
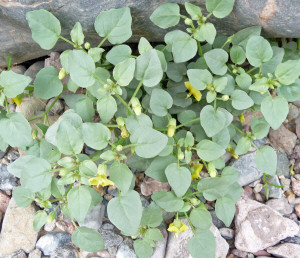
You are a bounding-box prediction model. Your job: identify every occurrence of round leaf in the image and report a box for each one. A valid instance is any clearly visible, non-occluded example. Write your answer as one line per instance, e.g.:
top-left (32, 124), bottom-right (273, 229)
top-left (204, 49), bottom-right (228, 75)
top-left (150, 89), bottom-right (173, 117)
top-left (255, 145), bottom-right (277, 176)
top-left (150, 3), bottom-right (180, 29)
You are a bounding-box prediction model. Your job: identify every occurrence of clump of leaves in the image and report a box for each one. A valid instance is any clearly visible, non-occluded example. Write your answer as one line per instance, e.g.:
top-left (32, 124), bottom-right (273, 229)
top-left (0, 0), bottom-right (299, 257)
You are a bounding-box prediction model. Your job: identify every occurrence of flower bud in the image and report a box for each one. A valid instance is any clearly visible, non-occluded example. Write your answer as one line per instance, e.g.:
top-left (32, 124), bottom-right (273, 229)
top-left (167, 118), bottom-right (176, 137)
top-left (178, 149), bottom-right (184, 160)
top-left (116, 145), bottom-right (123, 152)
top-left (59, 168), bottom-right (69, 177)
top-left (184, 18), bottom-right (193, 26)
top-left (97, 164), bottom-right (107, 176)
top-left (47, 211), bottom-right (56, 223)
top-left (239, 113), bottom-right (245, 123)
top-left (84, 42), bottom-right (91, 50)
top-left (221, 95), bottom-right (229, 101)
top-left (208, 162), bottom-right (217, 178)
top-left (58, 68), bottom-right (66, 80)
top-left (131, 97), bottom-right (142, 116)
top-left (32, 129), bottom-right (38, 139)
top-left (190, 198), bottom-right (200, 206)
top-left (121, 126), bottom-right (130, 138)
top-left (116, 117), bottom-right (125, 127)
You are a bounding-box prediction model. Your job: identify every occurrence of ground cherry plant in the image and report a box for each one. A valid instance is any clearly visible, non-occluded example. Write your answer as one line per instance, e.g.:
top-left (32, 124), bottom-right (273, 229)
top-left (0, 0), bottom-right (300, 257)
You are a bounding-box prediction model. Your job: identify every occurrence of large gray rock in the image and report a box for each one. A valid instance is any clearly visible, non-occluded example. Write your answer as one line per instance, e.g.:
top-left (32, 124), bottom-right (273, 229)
top-left (0, 199), bottom-right (38, 256)
top-left (235, 197), bottom-right (299, 252)
top-left (1, 0), bottom-right (300, 66)
top-left (267, 243), bottom-right (300, 258)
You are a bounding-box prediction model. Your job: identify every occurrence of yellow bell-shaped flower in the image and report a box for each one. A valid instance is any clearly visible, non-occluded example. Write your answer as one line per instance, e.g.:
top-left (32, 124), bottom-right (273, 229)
top-left (89, 164), bottom-right (114, 187)
top-left (191, 163), bottom-right (203, 180)
top-left (184, 81), bottom-right (202, 102)
top-left (168, 219), bottom-right (189, 237)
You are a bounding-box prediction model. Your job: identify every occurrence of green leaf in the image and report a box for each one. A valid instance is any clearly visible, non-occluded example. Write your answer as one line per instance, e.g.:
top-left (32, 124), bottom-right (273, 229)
top-left (113, 58), bottom-right (135, 86)
top-left (230, 45), bottom-right (246, 65)
top-left (200, 105), bottom-right (226, 137)
top-left (187, 69), bottom-right (212, 90)
top-left (26, 9), bottom-right (61, 50)
top-left (206, 0), bottom-right (235, 18)
top-left (130, 127), bottom-right (168, 158)
top-left (96, 95), bottom-right (117, 123)
top-left (190, 207), bottom-right (212, 230)
top-left (246, 36), bottom-right (273, 67)
top-left (138, 37), bottom-right (153, 54)
top-left (72, 226), bottom-right (104, 252)
top-left (109, 162), bottom-right (133, 194)
top-left (141, 202), bottom-right (163, 227)
top-left (67, 186), bottom-right (92, 223)
top-left (261, 96), bottom-right (288, 130)
top-left (165, 163), bottom-right (191, 197)
top-left (81, 123), bottom-right (110, 150)
top-left (172, 31), bottom-right (197, 63)
top-left (261, 46), bottom-right (284, 76)
top-left (125, 114), bottom-right (153, 135)
top-left (166, 63), bottom-right (187, 82)
top-left (68, 50), bottom-right (95, 88)
top-left (255, 145), bottom-right (277, 176)
top-left (235, 137), bottom-right (251, 155)
top-left (0, 70), bottom-right (32, 98)
top-left (107, 190), bottom-right (142, 235)
top-left (232, 26), bottom-right (261, 48)
top-left (151, 190), bottom-right (184, 212)
top-left (106, 45), bottom-right (132, 65)
top-left (185, 2), bottom-right (202, 20)
top-left (8, 155), bottom-right (52, 192)
top-left (0, 112), bottom-right (32, 148)
top-left (145, 228), bottom-right (164, 241)
top-left (249, 78), bottom-right (269, 93)
top-left (231, 90), bottom-right (254, 110)
top-left (188, 229), bottom-right (216, 258)
top-left (215, 195), bottom-right (235, 227)
top-left (275, 60), bottom-right (300, 85)
top-left (204, 49), bottom-right (228, 75)
top-left (213, 77), bottom-right (228, 92)
top-left (277, 79), bottom-right (300, 102)
top-left (196, 140), bottom-right (225, 162)
top-left (56, 120), bottom-right (84, 155)
top-left (251, 117), bottom-right (270, 139)
top-left (195, 23), bottom-right (216, 45)
top-left (12, 186), bottom-right (35, 208)
top-left (145, 155), bottom-right (176, 182)
top-left (51, 178), bottom-right (65, 198)
top-left (134, 239), bottom-right (153, 258)
top-left (150, 89), bottom-right (173, 117)
top-left (135, 49), bottom-right (163, 87)
top-left (70, 22), bottom-right (84, 45)
top-left (75, 97), bottom-right (95, 122)
top-left (94, 7), bottom-right (132, 44)
top-left (212, 128), bottom-right (230, 149)
top-left (88, 48), bottom-right (105, 63)
top-left (33, 211), bottom-right (48, 231)
top-left (79, 160), bottom-right (98, 177)
top-left (150, 3), bottom-right (180, 29)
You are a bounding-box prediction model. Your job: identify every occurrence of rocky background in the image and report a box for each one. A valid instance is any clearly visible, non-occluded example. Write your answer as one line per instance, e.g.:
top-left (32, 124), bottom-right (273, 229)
top-left (0, 52), bottom-right (300, 258)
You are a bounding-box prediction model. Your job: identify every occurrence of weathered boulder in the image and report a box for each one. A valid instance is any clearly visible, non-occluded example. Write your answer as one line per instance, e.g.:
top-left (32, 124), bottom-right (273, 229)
top-left (1, 0), bottom-right (300, 66)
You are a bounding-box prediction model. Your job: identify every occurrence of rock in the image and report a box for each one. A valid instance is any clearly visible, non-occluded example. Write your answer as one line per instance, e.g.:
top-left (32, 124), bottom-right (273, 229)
top-left (99, 228), bottom-right (123, 249)
top-left (46, 98), bottom-right (64, 115)
top-left (248, 179), bottom-right (260, 187)
top-left (253, 183), bottom-right (263, 193)
top-left (11, 65), bottom-right (27, 74)
top-left (234, 197), bottom-right (298, 252)
top-left (116, 243), bottom-right (137, 258)
top-left (231, 153), bottom-right (263, 186)
top-left (107, 185), bottom-right (118, 197)
top-left (44, 219), bottom-right (57, 232)
top-left (152, 228), bottom-right (168, 258)
top-left (261, 175), bottom-right (283, 199)
top-left (0, 190), bottom-right (10, 213)
top-left (0, 150), bottom-right (5, 159)
top-left (44, 52), bottom-right (62, 70)
top-left (295, 203), bottom-right (300, 218)
top-left (0, 199), bottom-right (38, 256)
top-left (165, 219), bottom-right (229, 258)
top-left (267, 243), bottom-right (300, 258)
top-left (266, 197), bottom-right (292, 215)
top-left (231, 249), bottom-right (248, 258)
top-left (210, 210), bottom-right (226, 229)
top-left (4, 250), bottom-right (27, 258)
top-left (79, 203), bottom-right (105, 230)
top-left (282, 236), bottom-right (300, 245)
top-left (250, 138), bottom-right (266, 151)
top-left (140, 195), bottom-right (150, 208)
top-left (24, 61), bottom-right (45, 80)
top-left (276, 152), bottom-right (290, 178)
top-left (288, 104), bottom-right (299, 120)
top-left (280, 177), bottom-right (291, 192)
top-left (35, 232), bottom-right (71, 256)
top-left (84, 146), bottom-right (97, 155)
top-left (286, 189), bottom-right (296, 204)
top-left (140, 176), bottom-right (170, 196)
top-left (28, 249), bottom-right (42, 258)
top-left (269, 125), bottom-right (297, 155)
top-left (0, 164), bottom-right (18, 191)
top-left (292, 178), bottom-right (300, 196)
top-left (255, 192), bottom-right (265, 202)
top-left (295, 117), bottom-right (300, 139)
top-left (16, 96), bottom-right (46, 119)
top-left (252, 250), bottom-right (271, 256)
top-left (50, 245), bottom-right (77, 258)
top-left (219, 228), bottom-right (234, 240)
top-left (290, 144), bottom-right (300, 160)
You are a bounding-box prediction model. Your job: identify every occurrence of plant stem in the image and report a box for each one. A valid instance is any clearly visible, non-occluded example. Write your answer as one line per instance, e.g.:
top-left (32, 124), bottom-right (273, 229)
top-left (114, 93), bottom-right (134, 114)
top-left (59, 35), bottom-right (77, 48)
top-left (197, 41), bottom-right (203, 57)
top-left (184, 212), bottom-right (197, 235)
top-left (129, 80), bottom-right (143, 104)
top-left (176, 118), bottom-right (200, 129)
top-left (97, 35), bottom-right (109, 48)
top-left (7, 55), bottom-right (11, 71)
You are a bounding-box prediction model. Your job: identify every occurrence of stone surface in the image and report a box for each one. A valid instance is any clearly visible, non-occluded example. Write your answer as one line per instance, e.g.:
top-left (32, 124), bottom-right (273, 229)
top-left (28, 249), bottom-right (42, 258)
top-left (231, 153), bottom-right (263, 186)
top-left (46, 98), bottom-right (64, 115)
top-left (50, 245), bottom-right (77, 258)
top-left (276, 152), bottom-right (290, 178)
top-left (44, 219), bottom-right (56, 232)
top-left (0, 164), bottom-right (18, 191)
top-left (35, 232), bottom-right (71, 256)
top-left (235, 197), bottom-right (298, 252)
top-left (292, 178), bottom-right (300, 196)
top-left (210, 210), bottom-right (226, 229)
top-left (288, 104), bottom-right (299, 120)
top-left (282, 236), bottom-right (300, 245)
top-left (0, 190), bottom-right (10, 213)
top-left (4, 250), bottom-right (27, 258)
top-left (267, 243), bottom-right (300, 258)
top-left (1, 1), bottom-right (300, 66)
top-left (24, 61), bottom-right (44, 80)
top-left (266, 197), bottom-right (292, 215)
top-left (0, 199), bottom-right (38, 256)
top-left (165, 219), bottom-right (229, 258)
top-left (16, 96), bottom-right (46, 119)
top-left (116, 243), bottom-right (137, 258)
top-left (79, 203), bottom-right (105, 231)
top-left (99, 228), bottom-right (123, 250)
top-left (152, 228), bottom-right (168, 258)
top-left (295, 203), bottom-right (300, 218)
top-left (269, 125), bottom-right (297, 155)
top-left (11, 65), bottom-right (27, 74)
top-left (231, 249), bottom-right (248, 258)
top-left (261, 175), bottom-right (283, 199)
top-left (140, 176), bottom-right (170, 196)
top-left (219, 228), bottom-right (234, 240)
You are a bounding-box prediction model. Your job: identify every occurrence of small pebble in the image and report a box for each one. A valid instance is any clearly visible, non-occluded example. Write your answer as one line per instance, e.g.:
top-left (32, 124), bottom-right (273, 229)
top-left (295, 203), bottom-right (300, 218)
top-left (28, 249), bottom-right (42, 258)
top-left (254, 183), bottom-right (263, 193)
top-left (44, 219), bottom-right (56, 232)
top-left (219, 228), bottom-right (234, 240)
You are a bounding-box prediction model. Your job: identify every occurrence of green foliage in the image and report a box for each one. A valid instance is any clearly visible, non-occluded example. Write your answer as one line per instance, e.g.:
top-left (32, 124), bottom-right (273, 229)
top-left (1, 1), bottom-right (299, 256)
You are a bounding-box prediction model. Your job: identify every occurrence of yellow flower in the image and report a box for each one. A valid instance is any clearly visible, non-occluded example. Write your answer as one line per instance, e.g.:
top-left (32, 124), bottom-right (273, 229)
top-left (89, 164), bottom-right (114, 187)
top-left (12, 96), bottom-right (22, 106)
top-left (226, 145), bottom-right (239, 159)
top-left (120, 126), bottom-right (130, 138)
top-left (168, 219), bottom-right (189, 237)
top-left (238, 113), bottom-right (245, 123)
top-left (191, 163), bottom-right (203, 180)
top-left (185, 81), bottom-right (202, 102)
top-left (167, 118), bottom-right (176, 137)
